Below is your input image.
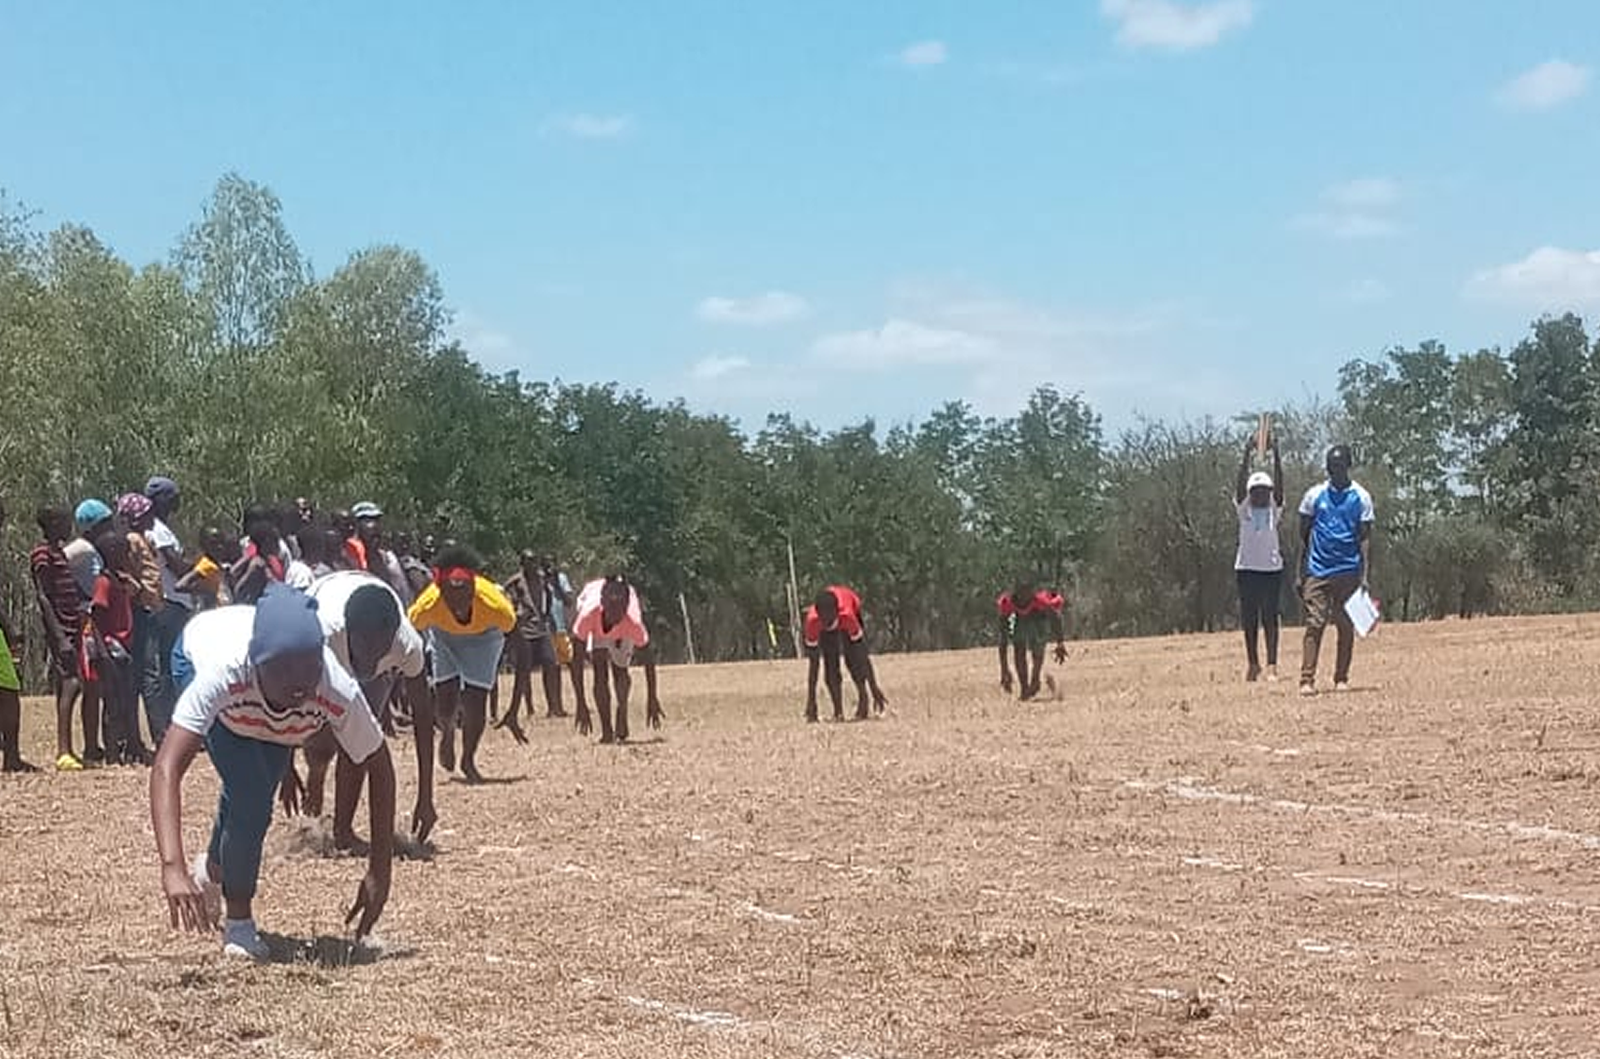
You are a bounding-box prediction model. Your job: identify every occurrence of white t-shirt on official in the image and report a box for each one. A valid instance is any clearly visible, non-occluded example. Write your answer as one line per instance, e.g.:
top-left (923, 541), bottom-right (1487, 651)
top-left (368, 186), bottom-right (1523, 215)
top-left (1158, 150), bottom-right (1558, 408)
top-left (307, 571), bottom-right (427, 681)
top-left (1234, 499), bottom-right (1284, 572)
top-left (171, 606), bottom-right (385, 761)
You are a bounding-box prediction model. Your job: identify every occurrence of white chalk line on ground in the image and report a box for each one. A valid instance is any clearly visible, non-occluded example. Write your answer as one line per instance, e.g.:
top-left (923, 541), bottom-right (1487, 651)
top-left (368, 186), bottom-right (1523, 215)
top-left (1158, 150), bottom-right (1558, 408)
top-left (613, 989), bottom-right (881, 1059)
top-left (1125, 777), bottom-right (1600, 850)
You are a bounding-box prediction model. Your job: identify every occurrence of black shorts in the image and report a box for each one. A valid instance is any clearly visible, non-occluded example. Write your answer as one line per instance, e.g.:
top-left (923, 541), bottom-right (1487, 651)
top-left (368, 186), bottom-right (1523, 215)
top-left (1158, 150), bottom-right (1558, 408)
top-left (512, 635), bottom-right (558, 670)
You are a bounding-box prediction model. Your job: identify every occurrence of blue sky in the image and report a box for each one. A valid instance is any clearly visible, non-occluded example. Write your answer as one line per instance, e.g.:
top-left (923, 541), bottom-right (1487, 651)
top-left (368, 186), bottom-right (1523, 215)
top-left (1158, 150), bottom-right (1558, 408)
top-left (2, 2), bottom-right (1597, 436)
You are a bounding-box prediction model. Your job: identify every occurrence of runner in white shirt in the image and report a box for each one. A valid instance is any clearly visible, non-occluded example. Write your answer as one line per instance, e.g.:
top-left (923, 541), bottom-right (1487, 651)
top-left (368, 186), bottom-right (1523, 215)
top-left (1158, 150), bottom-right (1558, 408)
top-left (150, 586), bottom-right (395, 962)
top-left (1233, 435), bottom-right (1286, 682)
top-left (288, 571), bottom-right (437, 848)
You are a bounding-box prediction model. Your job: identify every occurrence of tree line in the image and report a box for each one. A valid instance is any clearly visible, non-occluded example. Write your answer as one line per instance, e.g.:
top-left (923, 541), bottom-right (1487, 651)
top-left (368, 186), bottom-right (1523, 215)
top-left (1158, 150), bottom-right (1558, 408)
top-left (1, 174), bottom-right (1593, 666)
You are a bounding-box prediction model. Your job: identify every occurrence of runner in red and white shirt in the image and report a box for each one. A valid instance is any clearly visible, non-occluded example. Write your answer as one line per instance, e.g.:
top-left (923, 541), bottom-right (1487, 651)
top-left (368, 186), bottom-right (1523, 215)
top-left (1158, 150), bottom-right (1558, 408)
top-left (802, 585), bottom-right (888, 723)
top-left (152, 586), bottom-right (395, 961)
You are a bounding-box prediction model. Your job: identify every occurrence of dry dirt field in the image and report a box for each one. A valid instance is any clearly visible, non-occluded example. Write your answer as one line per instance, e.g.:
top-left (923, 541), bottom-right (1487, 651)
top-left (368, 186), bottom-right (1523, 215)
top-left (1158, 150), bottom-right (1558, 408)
top-left (3, 615), bottom-right (1600, 1058)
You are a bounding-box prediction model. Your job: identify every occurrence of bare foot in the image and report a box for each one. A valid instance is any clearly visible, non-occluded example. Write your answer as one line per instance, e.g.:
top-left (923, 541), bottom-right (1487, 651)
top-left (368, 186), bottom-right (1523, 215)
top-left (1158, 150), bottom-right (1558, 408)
top-left (333, 832), bottom-right (371, 856)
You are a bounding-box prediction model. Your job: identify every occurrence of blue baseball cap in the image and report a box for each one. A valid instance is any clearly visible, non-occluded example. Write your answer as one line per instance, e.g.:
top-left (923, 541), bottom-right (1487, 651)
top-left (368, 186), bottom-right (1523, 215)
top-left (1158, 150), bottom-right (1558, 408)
top-left (249, 584), bottom-right (325, 666)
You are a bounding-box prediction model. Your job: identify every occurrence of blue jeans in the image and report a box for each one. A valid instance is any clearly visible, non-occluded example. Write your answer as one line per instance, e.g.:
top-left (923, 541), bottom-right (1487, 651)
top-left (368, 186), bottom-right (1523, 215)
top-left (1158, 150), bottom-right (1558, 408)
top-left (204, 723), bottom-right (290, 902)
top-left (142, 603), bottom-right (189, 746)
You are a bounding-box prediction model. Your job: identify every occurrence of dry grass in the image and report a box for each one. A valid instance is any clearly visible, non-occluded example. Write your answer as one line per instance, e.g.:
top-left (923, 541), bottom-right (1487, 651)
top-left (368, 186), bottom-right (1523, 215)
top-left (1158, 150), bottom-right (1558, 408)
top-left (3, 615), bottom-right (1600, 1057)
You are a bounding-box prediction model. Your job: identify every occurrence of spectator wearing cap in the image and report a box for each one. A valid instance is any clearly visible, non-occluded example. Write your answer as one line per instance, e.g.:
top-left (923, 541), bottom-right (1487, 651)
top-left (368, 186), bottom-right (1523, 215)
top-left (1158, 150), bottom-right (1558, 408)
top-left (152, 585), bottom-right (395, 961)
top-left (143, 476), bottom-right (194, 745)
top-left (1234, 434), bottom-right (1286, 683)
top-left (1297, 444), bottom-right (1376, 695)
top-left (353, 502), bottom-right (410, 606)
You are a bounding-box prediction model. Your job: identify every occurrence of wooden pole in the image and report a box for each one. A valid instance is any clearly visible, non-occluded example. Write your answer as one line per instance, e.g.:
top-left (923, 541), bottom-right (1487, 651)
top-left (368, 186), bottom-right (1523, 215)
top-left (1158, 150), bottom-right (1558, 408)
top-left (785, 535), bottom-right (803, 659)
top-left (678, 592), bottom-right (697, 665)
top-left (1256, 412), bottom-right (1271, 459)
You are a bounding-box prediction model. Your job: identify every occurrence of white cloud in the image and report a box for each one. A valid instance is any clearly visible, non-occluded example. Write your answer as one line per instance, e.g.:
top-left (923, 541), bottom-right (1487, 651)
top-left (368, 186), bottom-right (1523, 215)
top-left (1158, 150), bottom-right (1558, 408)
top-left (813, 319), bottom-right (995, 369)
top-left (1497, 59), bottom-right (1591, 112)
top-left (543, 112), bottom-right (634, 139)
top-left (1101, 0), bottom-right (1253, 52)
top-left (897, 40), bottom-right (948, 67)
top-left (696, 291), bottom-right (811, 326)
top-left (1466, 247), bottom-right (1600, 308)
top-left (1294, 178), bottom-right (1402, 240)
top-left (689, 354), bottom-right (752, 381)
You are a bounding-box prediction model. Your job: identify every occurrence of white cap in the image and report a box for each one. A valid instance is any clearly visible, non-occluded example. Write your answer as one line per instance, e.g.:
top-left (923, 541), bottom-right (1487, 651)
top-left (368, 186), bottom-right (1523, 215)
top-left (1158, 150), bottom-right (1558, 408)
top-left (1246, 471), bottom-right (1274, 491)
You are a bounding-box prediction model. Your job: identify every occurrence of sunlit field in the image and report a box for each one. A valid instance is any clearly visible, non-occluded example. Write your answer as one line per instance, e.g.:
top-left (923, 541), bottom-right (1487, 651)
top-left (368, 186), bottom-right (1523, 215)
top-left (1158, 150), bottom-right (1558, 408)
top-left (3, 615), bottom-right (1599, 1057)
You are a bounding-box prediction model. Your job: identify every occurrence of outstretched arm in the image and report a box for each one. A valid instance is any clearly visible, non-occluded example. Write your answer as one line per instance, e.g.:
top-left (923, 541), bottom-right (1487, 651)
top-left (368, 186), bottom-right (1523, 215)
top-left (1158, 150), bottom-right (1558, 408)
top-left (348, 744), bottom-right (394, 939)
top-left (1271, 438), bottom-right (1284, 508)
top-left (405, 673), bottom-right (437, 843)
top-left (641, 644), bottom-right (663, 729)
top-left (569, 641), bottom-right (592, 735)
top-left (805, 648), bottom-right (820, 711)
top-left (1298, 514), bottom-right (1313, 585)
top-left (998, 616), bottom-right (1013, 691)
top-left (32, 567), bottom-right (72, 661)
top-left (1235, 438), bottom-right (1253, 504)
top-left (151, 726), bottom-right (211, 933)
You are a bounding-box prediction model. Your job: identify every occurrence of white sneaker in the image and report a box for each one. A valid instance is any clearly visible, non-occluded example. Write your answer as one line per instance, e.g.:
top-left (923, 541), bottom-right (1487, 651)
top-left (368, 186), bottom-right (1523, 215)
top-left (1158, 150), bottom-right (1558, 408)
top-left (1265, 666), bottom-right (1280, 683)
top-left (1298, 683), bottom-right (1317, 698)
top-left (222, 918), bottom-right (270, 962)
top-left (1333, 681), bottom-right (1352, 694)
top-left (191, 853), bottom-right (221, 926)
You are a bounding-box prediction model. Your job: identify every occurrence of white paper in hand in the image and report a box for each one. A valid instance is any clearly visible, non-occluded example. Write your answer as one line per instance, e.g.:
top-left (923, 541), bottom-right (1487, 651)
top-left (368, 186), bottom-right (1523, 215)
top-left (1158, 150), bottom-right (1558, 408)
top-left (1344, 589), bottom-right (1380, 637)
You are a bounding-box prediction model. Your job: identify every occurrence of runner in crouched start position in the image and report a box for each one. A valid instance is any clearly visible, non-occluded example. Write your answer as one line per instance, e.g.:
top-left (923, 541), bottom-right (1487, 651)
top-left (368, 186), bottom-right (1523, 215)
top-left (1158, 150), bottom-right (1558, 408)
top-left (997, 582), bottom-right (1068, 700)
top-left (407, 545), bottom-right (514, 783)
top-left (285, 570), bottom-right (436, 849)
top-left (803, 585), bottom-right (888, 723)
top-left (569, 575), bottom-right (663, 744)
top-left (151, 585), bottom-right (394, 961)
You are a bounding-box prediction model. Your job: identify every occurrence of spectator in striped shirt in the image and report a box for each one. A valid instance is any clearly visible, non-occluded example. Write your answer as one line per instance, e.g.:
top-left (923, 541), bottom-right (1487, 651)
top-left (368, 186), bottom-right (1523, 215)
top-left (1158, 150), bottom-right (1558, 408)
top-left (32, 505), bottom-right (94, 770)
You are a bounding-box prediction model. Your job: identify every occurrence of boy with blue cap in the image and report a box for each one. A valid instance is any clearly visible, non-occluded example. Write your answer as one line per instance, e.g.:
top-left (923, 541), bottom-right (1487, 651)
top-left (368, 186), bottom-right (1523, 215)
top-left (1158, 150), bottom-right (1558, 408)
top-left (150, 585), bottom-right (395, 960)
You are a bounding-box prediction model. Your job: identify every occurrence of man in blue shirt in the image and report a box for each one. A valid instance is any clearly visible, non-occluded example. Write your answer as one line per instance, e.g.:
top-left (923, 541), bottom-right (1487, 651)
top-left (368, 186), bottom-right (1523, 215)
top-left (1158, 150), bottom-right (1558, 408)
top-left (1296, 445), bottom-right (1375, 695)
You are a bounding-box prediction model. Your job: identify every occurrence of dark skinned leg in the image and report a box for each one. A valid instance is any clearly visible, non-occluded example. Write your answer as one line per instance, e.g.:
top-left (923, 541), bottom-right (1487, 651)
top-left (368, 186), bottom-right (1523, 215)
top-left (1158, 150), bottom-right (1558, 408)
top-left (823, 634), bottom-right (845, 720)
top-left (613, 661), bottom-right (632, 742)
top-left (302, 731), bottom-right (336, 818)
top-left (1012, 642), bottom-right (1030, 699)
top-left (81, 677), bottom-right (103, 761)
top-left (844, 640), bottom-right (872, 720)
top-left (54, 666), bottom-right (82, 762)
top-left (541, 661), bottom-right (566, 717)
top-left (0, 689), bottom-right (23, 770)
top-left (460, 685), bottom-right (489, 783)
top-left (592, 649), bottom-right (616, 744)
top-left (331, 750), bottom-right (367, 852)
top-left (1028, 645), bottom-right (1045, 698)
top-left (436, 680), bottom-right (461, 773)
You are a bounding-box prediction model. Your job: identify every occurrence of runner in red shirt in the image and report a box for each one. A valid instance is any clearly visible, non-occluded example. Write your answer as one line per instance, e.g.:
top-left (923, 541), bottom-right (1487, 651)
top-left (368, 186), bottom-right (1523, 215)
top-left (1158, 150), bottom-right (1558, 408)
top-left (803, 585), bottom-right (887, 723)
top-left (997, 581), bottom-right (1068, 701)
